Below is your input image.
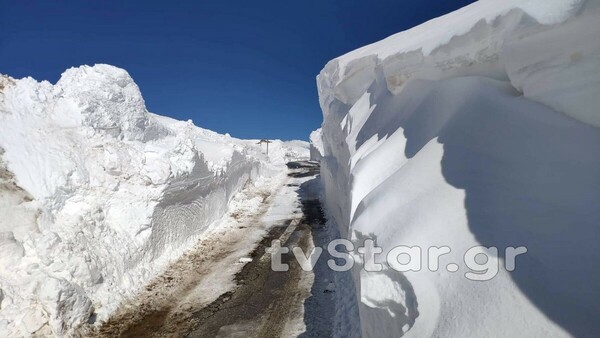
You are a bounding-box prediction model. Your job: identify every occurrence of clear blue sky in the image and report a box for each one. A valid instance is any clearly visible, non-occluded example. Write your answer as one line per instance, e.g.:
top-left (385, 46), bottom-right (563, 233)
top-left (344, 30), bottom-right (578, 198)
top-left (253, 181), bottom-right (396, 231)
top-left (0, 0), bottom-right (475, 140)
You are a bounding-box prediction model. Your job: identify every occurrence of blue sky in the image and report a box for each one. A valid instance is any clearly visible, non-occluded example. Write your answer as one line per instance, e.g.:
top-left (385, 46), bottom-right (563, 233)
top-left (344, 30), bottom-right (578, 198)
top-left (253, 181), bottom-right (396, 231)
top-left (0, 0), bottom-right (474, 140)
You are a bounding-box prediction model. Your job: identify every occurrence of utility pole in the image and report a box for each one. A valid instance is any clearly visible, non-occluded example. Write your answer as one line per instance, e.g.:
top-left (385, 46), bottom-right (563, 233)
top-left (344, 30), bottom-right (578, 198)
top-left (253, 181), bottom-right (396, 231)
top-left (257, 139), bottom-right (272, 155)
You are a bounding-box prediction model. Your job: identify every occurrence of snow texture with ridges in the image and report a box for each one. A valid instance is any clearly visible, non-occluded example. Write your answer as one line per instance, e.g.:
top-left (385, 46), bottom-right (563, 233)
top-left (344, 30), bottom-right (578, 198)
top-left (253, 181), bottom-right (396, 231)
top-left (0, 65), bottom-right (308, 337)
top-left (317, 1), bottom-right (600, 337)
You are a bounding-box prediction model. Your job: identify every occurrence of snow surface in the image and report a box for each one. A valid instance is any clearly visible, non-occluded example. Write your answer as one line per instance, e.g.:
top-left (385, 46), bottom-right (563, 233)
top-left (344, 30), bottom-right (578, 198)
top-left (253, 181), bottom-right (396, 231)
top-left (317, 1), bottom-right (600, 337)
top-left (0, 65), bottom-right (308, 337)
top-left (309, 128), bottom-right (324, 162)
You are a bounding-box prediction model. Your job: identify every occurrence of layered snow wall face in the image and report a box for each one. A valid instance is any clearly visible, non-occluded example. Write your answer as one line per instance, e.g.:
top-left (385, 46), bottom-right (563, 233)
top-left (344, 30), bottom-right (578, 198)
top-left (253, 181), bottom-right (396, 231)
top-left (309, 128), bottom-right (324, 162)
top-left (317, 1), bottom-right (600, 337)
top-left (0, 65), bottom-right (304, 336)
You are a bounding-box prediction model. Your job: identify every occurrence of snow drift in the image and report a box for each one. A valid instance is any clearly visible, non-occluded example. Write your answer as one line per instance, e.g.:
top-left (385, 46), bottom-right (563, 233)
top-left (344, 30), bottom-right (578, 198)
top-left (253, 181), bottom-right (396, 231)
top-left (0, 65), bottom-right (308, 336)
top-left (317, 0), bottom-right (600, 337)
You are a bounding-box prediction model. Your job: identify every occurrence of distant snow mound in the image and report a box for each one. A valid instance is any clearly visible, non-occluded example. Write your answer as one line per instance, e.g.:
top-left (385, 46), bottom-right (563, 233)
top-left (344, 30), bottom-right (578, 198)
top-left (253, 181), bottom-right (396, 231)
top-left (281, 140), bottom-right (310, 162)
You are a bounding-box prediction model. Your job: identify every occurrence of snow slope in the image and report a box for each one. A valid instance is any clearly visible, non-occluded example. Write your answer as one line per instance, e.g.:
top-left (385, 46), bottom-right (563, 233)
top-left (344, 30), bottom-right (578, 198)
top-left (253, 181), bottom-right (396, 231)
top-left (317, 1), bottom-right (600, 337)
top-left (0, 65), bottom-right (307, 337)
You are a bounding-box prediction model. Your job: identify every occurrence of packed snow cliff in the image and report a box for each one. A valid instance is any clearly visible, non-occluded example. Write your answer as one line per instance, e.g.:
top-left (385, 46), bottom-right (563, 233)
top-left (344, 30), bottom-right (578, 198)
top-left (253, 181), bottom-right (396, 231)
top-left (0, 65), bottom-right (308, 337)
top-left (317, 0), bottom-right (600, 337)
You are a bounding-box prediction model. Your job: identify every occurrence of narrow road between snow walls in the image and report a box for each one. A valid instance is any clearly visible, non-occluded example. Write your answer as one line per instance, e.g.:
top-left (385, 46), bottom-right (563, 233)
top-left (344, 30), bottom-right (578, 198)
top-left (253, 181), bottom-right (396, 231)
top-left (93, 161), bottom-right (340, 338)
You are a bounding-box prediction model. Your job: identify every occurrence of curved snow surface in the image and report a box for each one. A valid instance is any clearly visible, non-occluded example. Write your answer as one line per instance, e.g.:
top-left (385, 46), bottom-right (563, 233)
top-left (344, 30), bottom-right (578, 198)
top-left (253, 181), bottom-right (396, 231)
top-left (317, 1), bottom-right (600, 337)
top-left (309, 128), bottom-right (324, 162)
top-left (0, 65), bottom-right (308, 337)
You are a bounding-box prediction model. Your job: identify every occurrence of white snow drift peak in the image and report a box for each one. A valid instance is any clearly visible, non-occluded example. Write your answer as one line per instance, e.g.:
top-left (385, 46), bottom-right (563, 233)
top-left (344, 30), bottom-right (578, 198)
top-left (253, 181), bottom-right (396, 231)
top-left (317, 1), bottom-right (600, 337)
top-left (55, 64), bottom-right (164, 142)
top-left (0, 64), bottom-right (307, 337)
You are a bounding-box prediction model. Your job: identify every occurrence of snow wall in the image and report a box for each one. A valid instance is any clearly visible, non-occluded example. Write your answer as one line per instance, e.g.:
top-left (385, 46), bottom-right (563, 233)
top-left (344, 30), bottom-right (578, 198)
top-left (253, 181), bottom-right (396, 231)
top-left (317, 1), bottom-right (600, 337)
top-left (309, 128), bottom-right (324, 162)
top-left (0, 65), bottom-right (308, 337)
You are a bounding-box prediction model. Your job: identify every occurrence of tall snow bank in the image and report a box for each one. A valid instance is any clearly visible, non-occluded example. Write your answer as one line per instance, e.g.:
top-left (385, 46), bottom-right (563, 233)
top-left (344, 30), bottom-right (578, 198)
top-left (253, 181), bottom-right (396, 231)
top-left (0, 65), bottom-right (295, 336)
top-left (317, 1), bottom-right (600, 337)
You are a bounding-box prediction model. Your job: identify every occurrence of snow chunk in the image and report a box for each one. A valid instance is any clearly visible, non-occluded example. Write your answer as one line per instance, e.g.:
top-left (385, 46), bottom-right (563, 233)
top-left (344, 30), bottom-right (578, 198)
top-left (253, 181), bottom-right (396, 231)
top-left (39, 278), bottom-right (93, 336)
top-left (0, 233), bottom-right (24, 268)
top-left (55, 64), bottom-right (162, 141)
top-left (309, 128), bottom-right (324, 162)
